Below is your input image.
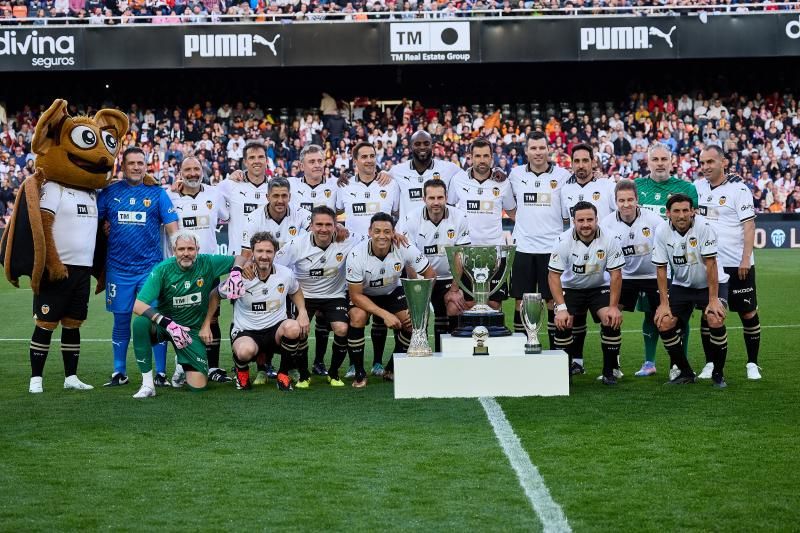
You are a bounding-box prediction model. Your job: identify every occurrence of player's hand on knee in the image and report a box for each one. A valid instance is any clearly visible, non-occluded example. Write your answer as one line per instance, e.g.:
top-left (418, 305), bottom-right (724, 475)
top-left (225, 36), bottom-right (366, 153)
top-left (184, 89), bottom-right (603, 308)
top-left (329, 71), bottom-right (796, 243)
top-left (384, 314), bottom-right (403, 330)
top-left (167, 321), bottom-right (192, 349)
top-left (555, 310), bottom-right (570, 330)
top-left (705, 299), bottom-right (726, 321)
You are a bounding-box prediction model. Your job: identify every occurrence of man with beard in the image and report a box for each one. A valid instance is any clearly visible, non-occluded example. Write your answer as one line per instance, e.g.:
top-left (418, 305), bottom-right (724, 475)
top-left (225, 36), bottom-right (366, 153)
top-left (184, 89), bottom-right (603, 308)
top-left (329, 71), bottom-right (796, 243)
top-left (98, 147), bottom-right (178, 388)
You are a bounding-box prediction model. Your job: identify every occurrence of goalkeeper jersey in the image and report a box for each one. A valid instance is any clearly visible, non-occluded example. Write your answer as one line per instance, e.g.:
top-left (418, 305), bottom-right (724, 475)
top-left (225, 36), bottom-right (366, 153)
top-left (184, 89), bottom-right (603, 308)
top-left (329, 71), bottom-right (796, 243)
top-left (635, 176), bottom-right (698, 219)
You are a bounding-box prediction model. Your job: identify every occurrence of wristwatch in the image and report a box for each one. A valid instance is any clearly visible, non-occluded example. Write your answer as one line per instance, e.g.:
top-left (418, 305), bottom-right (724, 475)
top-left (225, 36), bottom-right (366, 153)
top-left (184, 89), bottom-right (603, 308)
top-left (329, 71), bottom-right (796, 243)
top-left (555, 303), bottom-right (568, 313)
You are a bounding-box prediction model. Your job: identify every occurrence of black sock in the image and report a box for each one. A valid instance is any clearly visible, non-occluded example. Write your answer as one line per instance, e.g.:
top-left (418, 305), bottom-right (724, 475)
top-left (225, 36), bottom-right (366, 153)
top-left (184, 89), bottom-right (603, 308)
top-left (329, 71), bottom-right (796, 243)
top-left (572, 314), bottom-right (587, 360)
top-left (61, 327), bottom-right (80, 377)
top-left (448, 315), bottom-right (459, 333)
top-left (348, 327), bottom-right (366, 379)
top-left (30, 326), bottom-right (53, 378)
top-left (547, 309), bottom-right (556, 350)
top-left (553, 327), bottom-right (574, 365)
top-left (387, 330), bottom-right (410, 372)
top-left (232, 353), bottom-right (249, 370)
top-left (206, 321), bottom-right (221, 369)
top-left (433, 316), bottom-right (449, 352)
top-left (279, 336), bottom-right (300, 374)
top-left (371, 322), bottom-right (387, 366)
top-left (513, 309), bottom-right (524, 334)
top-left (295, 338), bottom-right (310, 380)
top-left (659, 325), bottom-right (693, 374)
top-left (700, 319), bottom-right (713, 364)
top-left (741, 314), bottom-right (760, 365)
top-left (709, 325), bottom-right (728, 378)
top-left (329, 334), bottom-right (348, 379)
top-left (314, 321), bottom-right (329, 365)
top-left (600, 325), bottom-right (621, 378)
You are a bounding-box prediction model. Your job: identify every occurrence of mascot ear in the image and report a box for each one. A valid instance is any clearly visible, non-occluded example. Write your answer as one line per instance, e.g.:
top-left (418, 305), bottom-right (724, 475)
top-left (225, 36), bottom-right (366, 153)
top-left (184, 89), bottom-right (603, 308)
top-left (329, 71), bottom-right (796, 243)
top-left (32, 99), bottom-right (69, 156)
top-left (93, 109), bottom-right (130, 144)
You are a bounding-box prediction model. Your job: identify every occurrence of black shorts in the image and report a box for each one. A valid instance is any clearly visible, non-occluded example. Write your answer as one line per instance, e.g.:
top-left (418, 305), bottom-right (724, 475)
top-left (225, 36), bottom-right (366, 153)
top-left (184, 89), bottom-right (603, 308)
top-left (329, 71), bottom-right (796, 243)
top-left (668, 283), bottom-right (729, 323)
top-left (564, 286), bottom-right (611, 320)
top-left (431, 278), bottom-right (453, 317)
top-left (620, 278), bottom-right (659, 311)
top-left (230, 323), bottom-right (282, 353)
top-left (350, 286), bottom-right (408, 315)
top-left (33, 265), bottom-right (91, 322)
top-left (305, 297), bottom-right (349, 325)
top-left (510, 252), bottom-right (553, 300)
top-left (462, 257), bottom-right (508, 303)
top-left (723, 266), bottom-right (758, 313)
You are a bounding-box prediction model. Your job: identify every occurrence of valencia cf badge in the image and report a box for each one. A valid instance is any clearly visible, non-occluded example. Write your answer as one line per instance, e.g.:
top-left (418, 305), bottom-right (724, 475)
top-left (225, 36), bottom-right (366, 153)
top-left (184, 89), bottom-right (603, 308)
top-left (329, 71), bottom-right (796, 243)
top-left (596, 250), bottom-right (605, 259)
top-left (277, 283), bottom-right (285, 294)
top-left (289, 226), bottom-right (298, 236)
top-left (492, 187), bottom-right (500, 197)
top-left (336, 252), bottom-right (344, 262)
top-left (206, 200), bottom-right (213, 209)
top-left (689, 237), bottom-right (698, 247)
top-left (380, 190), bottom-right (387, 199)
top-left (393, 262), bottom-right (402, 272)
top-left (642, 227), bottom-right (651, 237)
top-left (143, 198), bottom-right (152, 207)
top-left (447, 229), bottom-right (455, 239)
top-left (550, 180), bottom-right (558, 189)
top-left (592, 192), bottom-right (601, 201)
top-left (197, 278), bottom-right (204, 287)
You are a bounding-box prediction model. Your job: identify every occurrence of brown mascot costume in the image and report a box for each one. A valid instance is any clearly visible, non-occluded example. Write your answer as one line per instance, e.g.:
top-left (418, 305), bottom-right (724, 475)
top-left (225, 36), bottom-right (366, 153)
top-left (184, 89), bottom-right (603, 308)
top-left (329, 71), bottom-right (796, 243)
top-left (0, 99), bottom-right (128, 393)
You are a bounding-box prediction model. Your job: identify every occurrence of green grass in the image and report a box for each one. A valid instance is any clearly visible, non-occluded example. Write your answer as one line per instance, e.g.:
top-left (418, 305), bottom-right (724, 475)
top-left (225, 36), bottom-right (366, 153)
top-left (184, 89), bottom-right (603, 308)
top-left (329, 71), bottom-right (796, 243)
top-left (1, 249), bottom-right (799, 531)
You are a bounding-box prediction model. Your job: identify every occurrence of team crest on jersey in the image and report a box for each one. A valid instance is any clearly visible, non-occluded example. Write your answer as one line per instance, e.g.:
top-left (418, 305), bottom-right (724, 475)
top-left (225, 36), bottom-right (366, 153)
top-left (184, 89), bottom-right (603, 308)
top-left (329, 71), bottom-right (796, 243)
top-left (719, 196), bottom-right (727, 206)
top-left (433, 172), bottom-right (441, 180)
top-left (336, 252), bottom-right (344, 262)
top-left (380, 190), bottom-right (387, 199)
top-left (447, 229), bottom-right (455, 239)
top-left (654, 193), bottom-right (662, 201)
top-left (197, 278), bottom-right (204, 287)
top-left (592, 192), bottom-right (601, 201)
top-left (40, 304), bottom-right (50, 315)
top-left (143, 198), bottom-right (152, 207)
top-left (255, 192), bottom-right (261, 199)
top-left (288, 226), bottom-right (298, 236)
top-left (393, 262), bottom-right (402, 272)
top-left (206, 200), bottom-right (213, 209)
top-left (277, 283), bottom-right (285, 294)
top-left (184, 281), bottom-right (191, 289)
top-left (130, 198), bottom-right (136, 205)
top-left (324, 189), bottom-right (332, 198)
top-left (550, 180), bottom-right (558, 189)
top-left (492, 187), bottom-right (500, 197)
top-left (596, 250), bottom-right (605, 260)
top-left (689, 237), bottom-right (698, 247)
top-left (642, 227), bottom-right (651, 237)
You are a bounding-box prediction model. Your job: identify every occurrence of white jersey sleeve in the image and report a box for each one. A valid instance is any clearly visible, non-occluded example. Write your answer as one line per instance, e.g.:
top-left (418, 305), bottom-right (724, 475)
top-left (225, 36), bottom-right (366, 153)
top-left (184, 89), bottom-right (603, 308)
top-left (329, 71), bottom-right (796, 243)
top-left (401, 242), bottom-right (430, 275)
top-left (547, 233), bottom-right (570, 273)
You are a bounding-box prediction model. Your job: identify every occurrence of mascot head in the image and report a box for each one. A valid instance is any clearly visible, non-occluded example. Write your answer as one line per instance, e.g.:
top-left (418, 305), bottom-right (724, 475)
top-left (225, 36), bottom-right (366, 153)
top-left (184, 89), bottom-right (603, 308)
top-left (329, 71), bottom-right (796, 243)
top-left (31, 99), bottom-right (129, 190)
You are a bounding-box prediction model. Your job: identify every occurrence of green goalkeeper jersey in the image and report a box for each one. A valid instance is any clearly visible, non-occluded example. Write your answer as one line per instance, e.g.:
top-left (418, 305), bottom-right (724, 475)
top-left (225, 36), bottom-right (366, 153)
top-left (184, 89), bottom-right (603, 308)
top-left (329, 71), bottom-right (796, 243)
top-left (137, 254), bottom-right (234, 329)
top-left (635, 176), bottom-right (699, 219)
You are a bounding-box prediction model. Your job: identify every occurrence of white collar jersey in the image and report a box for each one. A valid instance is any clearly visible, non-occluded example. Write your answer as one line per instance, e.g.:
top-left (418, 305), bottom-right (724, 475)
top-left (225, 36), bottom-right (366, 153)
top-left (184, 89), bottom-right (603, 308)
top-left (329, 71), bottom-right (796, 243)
top-left (165, 185), bottom-right (228, 256)
top-left (560, 176), bottom-right (617, 226)
top-left (274, 232), bottom-right (365, 299)
top-left (390, 159), bottom-right (461, 217)
top-left (652, 216), bottom-right (730, 288)
top-left (335, 176), bottom-right (400, 237)
top-left (694, 177), bottom-right (756, 268)
top-left (599, 208), bottom-right (666, 279)
top-left (289, 176), bottom-right (338, 212)
top-left (216, 175), bottom-right (270, 255)
top-left (548, 227), bottom-right (625, 289)
top-left (232, 264), bottom-right (299, 331)
top-left (508, 163), bottom-right (570, 253)
top-left (39, 181), bottom-right (98, 267)
top-left (345, 239), bottom-right (430, 296)
top-left (396, 205), bottom-right (471, 279)
top-left (241, 204), bottom-right (312, 252)
top-left (447, 170), bottom-right (516, 245)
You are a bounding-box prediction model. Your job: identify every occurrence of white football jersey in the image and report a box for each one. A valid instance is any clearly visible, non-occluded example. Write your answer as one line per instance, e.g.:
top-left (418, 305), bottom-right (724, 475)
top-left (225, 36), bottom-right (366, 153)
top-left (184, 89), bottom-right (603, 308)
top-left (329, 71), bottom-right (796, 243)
top-left (694, 178), bottom-right (756, 268)
top-left (336, 176), bottom-right (400, 236)
top-left (508, 163), bottom-right (569, 254)
top-left (652, 216), bottom-right (730, 288)
top-left (165, 185), bottom-right (228, 256)
top-left (390, 159), bottom-right (461, 216)
top-left (600, 209), bottom-right (666, 279)
top-left (560, 176), bottom-right (617, 226)
top-left (241, 205), bottom-right (312, 252)
top-left (216, 175), bottom-right (270, 255)
top-left (289, 176), bottom-right (338, 212)
top-left (548, 227), bottom-right (625, 289)
top-left (346, 240), bottom-right (430, 296)
top-left (274, 232), bottom-right (365, 299)
top-left (39, 181), bottom-right (98, 267)
top-left (232, 264), bottom-right (299, 331)
top-left (396, 205), bottom-right (471, 279)
top-left (447, 170), bottom-right (516, 245)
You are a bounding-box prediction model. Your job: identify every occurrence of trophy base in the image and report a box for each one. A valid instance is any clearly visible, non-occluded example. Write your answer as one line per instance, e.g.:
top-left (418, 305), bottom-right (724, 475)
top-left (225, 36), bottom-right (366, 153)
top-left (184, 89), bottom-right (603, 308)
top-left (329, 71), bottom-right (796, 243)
top-left (473, 346), bottom-right (489, 356)
top-left (452, 312), bottom-right (511, 337)
top-left (525, 344), bottom-right (542, 355)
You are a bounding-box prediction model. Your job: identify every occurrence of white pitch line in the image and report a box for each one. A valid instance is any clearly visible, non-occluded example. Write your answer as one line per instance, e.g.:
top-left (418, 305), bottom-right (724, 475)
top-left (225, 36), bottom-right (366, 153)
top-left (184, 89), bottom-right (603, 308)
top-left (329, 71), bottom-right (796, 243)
top-left (480, 397), bottom-right (571, 533)
top-left (1, 323), bottom-right (797, 343)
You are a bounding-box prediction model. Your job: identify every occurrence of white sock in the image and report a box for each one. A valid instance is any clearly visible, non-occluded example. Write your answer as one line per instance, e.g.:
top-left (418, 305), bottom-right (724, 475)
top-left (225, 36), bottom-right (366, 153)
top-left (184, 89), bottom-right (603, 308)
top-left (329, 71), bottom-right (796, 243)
top-left (142, 370), bottom-right (154, 389)
top-left (574, 358), bottom-right (584, 366)
top-left (209, 367), bottom-right (219, 373)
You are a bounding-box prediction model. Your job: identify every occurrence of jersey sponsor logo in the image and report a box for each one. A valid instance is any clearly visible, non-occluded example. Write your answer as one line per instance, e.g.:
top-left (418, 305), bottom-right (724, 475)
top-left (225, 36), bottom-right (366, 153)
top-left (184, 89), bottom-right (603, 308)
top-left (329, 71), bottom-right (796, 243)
top-left (309, 268), bottom-right (324, 277)
top-left (117, 211), bottom-right (146, 224)
top-left (173, 292), bottom-right (202, 307)
top-left (352, 203), bottom-right (367, 214)
top-left (277, 283), bottom-right (285, 294)
top-left (244, 203), bottom-right (257, 214)
top-left (251, 302), bottom-right (267, 312)
top-left (424, 244), bottom-right (438, 255)
top-left (592, 192), bottom-right (601, 201)
top-left (572, 264), bottom-right (585, 274)
top-left (182, 216), bottom-right (198, 227)
top-left (76, 204), bottom-right (97, 216)
top-left (596, 249), bottom-right (605, 259)
top-left (689, 237), bottom-right (698, 247)
top-left (393, 262), bottom-right (403, 272)
top-left (409, 188), bottom-right (422, 200)
top-left (622, 245), bottom-right (635, 256)
top-left (698, 205), bottom-right (708, 216)
top-left (672, 255), bottom-right (687, 265)
top-left (143, 198), bottom-right (152, 207)
top-left (369, 279), bottom-right (384, 287)
top-left (523, 192), bottom-right (552, 205)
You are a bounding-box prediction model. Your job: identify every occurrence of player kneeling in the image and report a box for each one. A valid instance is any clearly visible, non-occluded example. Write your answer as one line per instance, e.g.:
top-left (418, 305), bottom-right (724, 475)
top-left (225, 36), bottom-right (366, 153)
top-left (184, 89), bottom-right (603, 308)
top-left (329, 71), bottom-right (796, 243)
top-left (222, 231), bottom-right (309, 391)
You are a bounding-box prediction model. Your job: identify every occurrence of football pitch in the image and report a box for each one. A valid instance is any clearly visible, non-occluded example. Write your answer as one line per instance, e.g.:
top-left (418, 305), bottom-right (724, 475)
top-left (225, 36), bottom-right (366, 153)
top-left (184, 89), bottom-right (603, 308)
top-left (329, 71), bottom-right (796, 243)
top-left (1, 249), bottom-right (798, 531)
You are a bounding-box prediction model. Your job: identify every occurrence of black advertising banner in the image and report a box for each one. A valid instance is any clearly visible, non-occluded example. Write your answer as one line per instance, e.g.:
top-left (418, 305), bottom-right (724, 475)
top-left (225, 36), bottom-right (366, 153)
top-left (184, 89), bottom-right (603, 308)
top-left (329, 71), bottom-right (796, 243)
top-left (3, 14), bottom-right (800, 72)
top-left (753, 217), bottom-right (800, 250)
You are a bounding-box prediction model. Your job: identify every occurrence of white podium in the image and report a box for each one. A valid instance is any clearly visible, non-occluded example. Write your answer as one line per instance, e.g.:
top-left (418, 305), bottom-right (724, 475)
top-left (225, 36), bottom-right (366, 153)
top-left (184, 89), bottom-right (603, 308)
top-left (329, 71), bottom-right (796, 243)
top-left (394, 333), bottom-right (569, 399)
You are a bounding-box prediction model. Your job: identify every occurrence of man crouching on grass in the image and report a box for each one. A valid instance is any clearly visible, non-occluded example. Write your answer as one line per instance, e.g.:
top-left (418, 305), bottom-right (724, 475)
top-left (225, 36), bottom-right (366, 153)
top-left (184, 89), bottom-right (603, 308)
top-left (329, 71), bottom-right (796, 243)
top-left (130, 231), bottom-right (248, 399)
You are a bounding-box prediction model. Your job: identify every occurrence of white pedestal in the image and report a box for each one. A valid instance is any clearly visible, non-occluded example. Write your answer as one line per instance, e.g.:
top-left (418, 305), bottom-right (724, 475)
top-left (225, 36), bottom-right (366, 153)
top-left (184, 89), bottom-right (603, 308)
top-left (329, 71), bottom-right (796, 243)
top-left (394, 334), bottom-right (569, 399)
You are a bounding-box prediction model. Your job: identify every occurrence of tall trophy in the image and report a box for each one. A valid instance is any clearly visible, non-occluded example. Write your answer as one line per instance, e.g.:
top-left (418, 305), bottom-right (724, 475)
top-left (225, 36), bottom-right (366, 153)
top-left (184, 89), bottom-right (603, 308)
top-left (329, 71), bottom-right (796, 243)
top-left (521, 293), bottom-right (545, 354)
top-left (401, 278), bottom-right (434, 356)
top-left (445, 244), bottom-right (516, 337)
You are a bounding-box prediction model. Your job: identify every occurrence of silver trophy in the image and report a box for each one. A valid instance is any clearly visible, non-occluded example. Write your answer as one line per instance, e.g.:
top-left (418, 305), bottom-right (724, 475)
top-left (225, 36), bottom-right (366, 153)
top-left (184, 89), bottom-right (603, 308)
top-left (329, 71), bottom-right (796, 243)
top-left (521, 293), bottom-right (545, 354)
top-left (401, 278), bottom-right (434, 357)
top-left (445, 244), bottom-right (516, 337)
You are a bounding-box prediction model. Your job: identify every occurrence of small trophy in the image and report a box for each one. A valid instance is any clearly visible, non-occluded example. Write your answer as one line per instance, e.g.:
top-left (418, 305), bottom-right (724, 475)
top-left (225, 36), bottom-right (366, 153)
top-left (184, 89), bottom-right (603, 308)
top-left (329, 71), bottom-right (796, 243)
top-left (401, 278), bottom-right (434, 357)
top-left (521, 293), bottom-right (545, 354)
top-left (472, 326), bottom-right (489, 356)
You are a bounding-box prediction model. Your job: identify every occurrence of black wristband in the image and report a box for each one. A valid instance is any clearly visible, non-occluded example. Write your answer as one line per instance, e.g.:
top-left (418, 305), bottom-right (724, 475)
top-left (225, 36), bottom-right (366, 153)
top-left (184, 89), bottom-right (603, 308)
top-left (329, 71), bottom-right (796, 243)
top-left (157, 315), bottom-right (173, 329)
top-left (231, 266), bottom-right (243, 273)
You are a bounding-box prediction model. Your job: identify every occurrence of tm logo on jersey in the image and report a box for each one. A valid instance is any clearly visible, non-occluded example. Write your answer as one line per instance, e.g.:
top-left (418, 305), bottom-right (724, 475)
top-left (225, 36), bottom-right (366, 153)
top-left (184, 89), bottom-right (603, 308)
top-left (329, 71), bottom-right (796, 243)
top-left (173, 292), bottom-right (202, 307)
top-left (118, 211), bottom-right (146, 224)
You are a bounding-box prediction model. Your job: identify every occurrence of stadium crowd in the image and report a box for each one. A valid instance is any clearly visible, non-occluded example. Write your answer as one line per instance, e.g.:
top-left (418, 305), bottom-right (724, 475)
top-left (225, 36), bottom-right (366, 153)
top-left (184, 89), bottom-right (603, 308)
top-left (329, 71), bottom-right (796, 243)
top-left (0, 0), bottom-right (796, 24)
top-left (2, 89), bottom-right (800, 230)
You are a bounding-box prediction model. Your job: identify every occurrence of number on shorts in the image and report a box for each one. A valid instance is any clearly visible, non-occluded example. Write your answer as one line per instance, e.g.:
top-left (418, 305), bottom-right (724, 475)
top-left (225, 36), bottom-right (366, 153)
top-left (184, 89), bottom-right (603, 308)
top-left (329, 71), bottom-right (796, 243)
top-left (108, 283), bottom-right (117, 298)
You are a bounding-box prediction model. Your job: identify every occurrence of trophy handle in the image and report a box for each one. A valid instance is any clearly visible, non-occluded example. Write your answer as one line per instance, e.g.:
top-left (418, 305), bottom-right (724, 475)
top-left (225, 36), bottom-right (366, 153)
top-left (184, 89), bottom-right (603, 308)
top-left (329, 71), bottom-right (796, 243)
top-left (487, 245), bottom-right (516, 299)
top-left (445, 245), bottom-right (472, 295)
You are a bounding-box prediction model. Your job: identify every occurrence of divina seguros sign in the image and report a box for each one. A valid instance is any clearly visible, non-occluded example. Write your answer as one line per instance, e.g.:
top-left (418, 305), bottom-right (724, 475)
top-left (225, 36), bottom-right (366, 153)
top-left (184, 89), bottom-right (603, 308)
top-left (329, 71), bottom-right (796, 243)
top-left (0, 29), bottom-right (78, 69)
